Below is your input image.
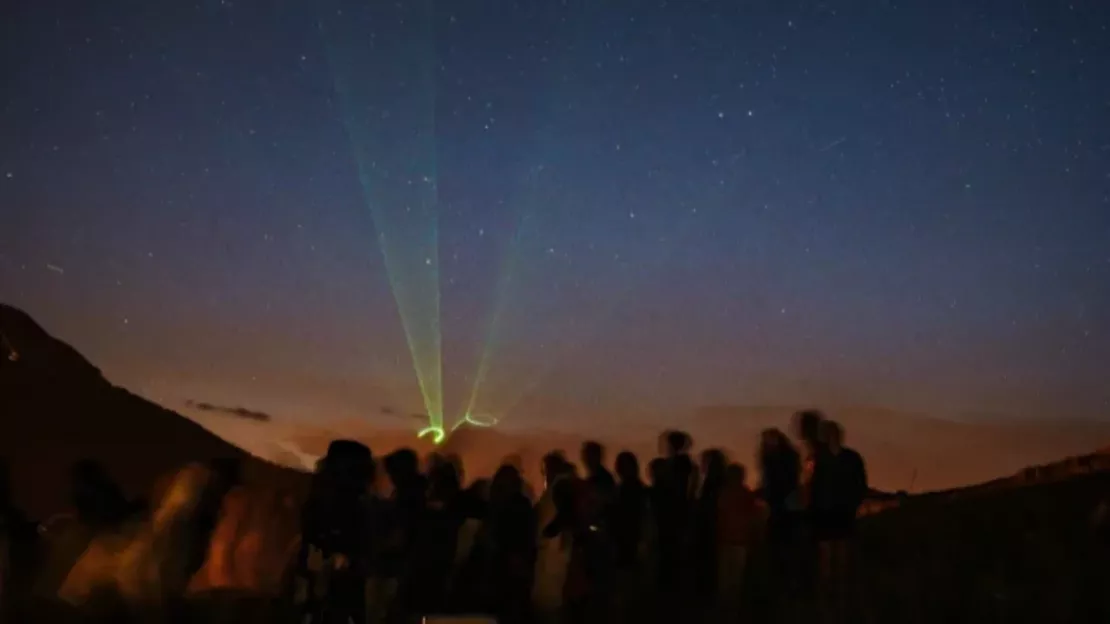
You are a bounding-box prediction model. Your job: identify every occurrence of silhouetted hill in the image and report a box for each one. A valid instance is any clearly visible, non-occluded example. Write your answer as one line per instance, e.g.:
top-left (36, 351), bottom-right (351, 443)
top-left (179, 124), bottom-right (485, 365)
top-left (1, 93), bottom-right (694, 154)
top-left (848, 468), bottom-right (1110, 623)
top-left (0, 303), bottom-right (103, 385)
top-left (0, 303), bottom-right (307, 519)
top-left (918, 445), bottom-right (1110, 501)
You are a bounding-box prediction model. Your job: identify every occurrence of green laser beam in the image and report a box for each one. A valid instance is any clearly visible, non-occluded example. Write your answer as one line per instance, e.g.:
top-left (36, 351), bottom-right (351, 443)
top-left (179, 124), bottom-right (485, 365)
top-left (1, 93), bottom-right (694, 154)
top-left (460, 0), bottom-right (732, 425)
top-left (460, 167), bottom-right (545, 425)
top-left (482, 188), bottom-right (710, 424)
top-left (466, 180), bottom-right (709, 425)
top-left (318, 4), bottom-right (444, 432)
top-left (453, 5), bottom-right (598, 428)
top-left (459, 3), bottom-right (644, 425)
top-left (454, 9), bottom-right (594, 421)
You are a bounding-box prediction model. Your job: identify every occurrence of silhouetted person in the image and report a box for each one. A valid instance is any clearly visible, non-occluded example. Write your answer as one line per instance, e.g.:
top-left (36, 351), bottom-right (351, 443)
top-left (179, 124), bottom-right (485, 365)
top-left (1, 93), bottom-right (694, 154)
top-left (647, 457), bottom-right (667, 489)
top-left (450, 477), bottom-right (489, 614)
top-left (1093, 499), bottom-right (1110, 543)
top-left (180, 457), bottom-right (243, 592)
top-left (558, 462), bottom-right (610, 624)
top-left (647, 456), bottom-right (673, 597)
top-left (385, 448), bottom-right (427, 529)
top-left (661, 430), bottom-right (698, 503)
top-left (758, 428), bottom-right (802, 617)
top-left (69, 459), bottom-right (131, 533)
top-left (715, 463), bottom-right (759, 623)
top-left (694, 448), bottom-right (728, 606)
top-left (793, 409), bottom-right (826, 510)
top-left (612, 451), bottom-right (652, 622)
top-left (380, 446), bottom-right (427, 619)
top-left (424, 451), bottom-right (446, 473)
top-left (445, 453), bottom-right (466, 489)
top-left (293, 440), bottom-right (374, 624)
top-left (812, 420), bottom-right (867, 624)
top-left (409, 459), bottom-right (462, 614)
top-left (0, 459), bottom-right (38, 622)
top-left (578, 440), bottom-right (616, 619)
top-left (534, 451), bottom-right (574, 624)
top-left (363, 468), bottom-right (399, 624)
top-left (793, 410), bottom-right (827, 611)
top-left (612, 451), bottom-right (647, 570)
top-left (581, 441), bottom-right (616, 507)
top-left (479, 464), bottom-right (534, 624)
top-left (656, 429), bottom-right (696, 604)
top-left (450, 473), bottom-right (487, 600)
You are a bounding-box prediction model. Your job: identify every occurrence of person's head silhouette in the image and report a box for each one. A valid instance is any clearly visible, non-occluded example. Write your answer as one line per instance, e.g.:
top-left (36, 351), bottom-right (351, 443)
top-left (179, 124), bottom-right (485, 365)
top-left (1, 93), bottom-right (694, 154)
top-left (581, 441), bottom-right (606, 471)
top-left (615, 451), bottom-right (640, 484)
top-left (793, 410), bottom-right (825, 445)
top-left (819, 419), bottom-right (845, 453)
top-left (725, 463), bottom-right (747, 488)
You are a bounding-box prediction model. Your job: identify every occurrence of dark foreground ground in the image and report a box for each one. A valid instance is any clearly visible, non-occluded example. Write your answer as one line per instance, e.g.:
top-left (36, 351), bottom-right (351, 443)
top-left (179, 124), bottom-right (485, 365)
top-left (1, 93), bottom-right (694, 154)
top-left (14, 470), bottom-right (1110, 624)
top-left (847, 470), bottom-right (1110, 624)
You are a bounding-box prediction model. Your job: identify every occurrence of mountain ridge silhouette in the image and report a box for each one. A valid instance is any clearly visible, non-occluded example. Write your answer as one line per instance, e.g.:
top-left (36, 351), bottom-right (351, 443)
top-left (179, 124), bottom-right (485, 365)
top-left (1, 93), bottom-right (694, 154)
top-left (0, 303), bottom-right (307, 519)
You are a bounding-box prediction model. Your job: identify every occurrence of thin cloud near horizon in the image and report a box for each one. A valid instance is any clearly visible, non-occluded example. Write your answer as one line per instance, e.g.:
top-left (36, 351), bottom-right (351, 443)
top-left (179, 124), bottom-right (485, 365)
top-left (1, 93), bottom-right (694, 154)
top-left (184, 399), bottom-right (273, 423)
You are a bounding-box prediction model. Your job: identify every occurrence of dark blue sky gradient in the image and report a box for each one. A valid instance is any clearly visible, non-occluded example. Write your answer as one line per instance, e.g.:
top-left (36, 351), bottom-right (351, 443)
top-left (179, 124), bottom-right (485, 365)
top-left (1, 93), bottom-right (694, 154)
top-left (2, 0), bottom-right (1108, 428)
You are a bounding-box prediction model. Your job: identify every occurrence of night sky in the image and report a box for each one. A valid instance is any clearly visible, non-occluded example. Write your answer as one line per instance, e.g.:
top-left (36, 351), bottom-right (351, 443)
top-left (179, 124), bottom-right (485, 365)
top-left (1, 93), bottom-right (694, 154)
top-left (3, 0), bottom-right (1108, 436)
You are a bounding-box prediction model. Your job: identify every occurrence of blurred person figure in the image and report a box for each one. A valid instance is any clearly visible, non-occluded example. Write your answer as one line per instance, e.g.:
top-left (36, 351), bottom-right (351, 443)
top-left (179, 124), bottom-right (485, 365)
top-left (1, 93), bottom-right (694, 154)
top-left (715, 463), bottom-right (760, 624)
top-left (660, 430), bottom-right (698, 506)
top-left (533, 451), bottom-right (575, 624)
top-left (291, 440), bottom-right (375, 624)
top-left (181, 457), bottom-right (243, 592)
top-left (449, 476), bottom-right (488, 608)
top-left (694, 448), bottom-right (729, 608)
top-left (581, 441), bottom-right (617, 507)
top-left (36, 460), bottom-right (139, 599)
top-left (57, 463), bottom-right (216, 617)
top-left (577, 440), bottom-right (616, 619)
top-left (0, 459), bottom-right (38, 622)
top-left (647, 455), bottom-right (675, 608)
top-left (407, 458), bottom-right (462, 615)
top-left (759, 428), bottom-right (802, 618)
top-left (445, 453), bottom-right (466, 489)
top-left (363, 466), bottom-right (399, 624)
top-left (793, 409), bottom-right (828, 610)
top-left (792, 410), bottom-right (826, 510)
top-left (1092, 498), bottom-right (1110, 543)
top-left (612, 451), bottom-right (655, 623)
top-left (656, 429), bottom-right (697, 610)
top-left (70, 459), bottom-right (134, 533)
top-left (381, 447), bottom-right (427, 620)
top-left (812, 420), bottom-right (868, 624)
top-left (475, 464), bottom-right (534, 623)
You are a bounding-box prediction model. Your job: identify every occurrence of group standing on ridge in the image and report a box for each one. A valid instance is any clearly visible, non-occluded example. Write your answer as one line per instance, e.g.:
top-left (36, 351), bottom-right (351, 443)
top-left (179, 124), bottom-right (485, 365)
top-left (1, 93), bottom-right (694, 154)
top-left (0, 409), bottom-right (870, 623)
top-left (286, 408), bottom-right (869, 623)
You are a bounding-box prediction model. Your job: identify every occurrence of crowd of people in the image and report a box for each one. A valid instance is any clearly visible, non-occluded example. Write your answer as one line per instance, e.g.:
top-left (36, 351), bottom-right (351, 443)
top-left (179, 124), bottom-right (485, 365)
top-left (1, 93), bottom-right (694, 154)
top-left (0, 409), bottom-right (869, 623)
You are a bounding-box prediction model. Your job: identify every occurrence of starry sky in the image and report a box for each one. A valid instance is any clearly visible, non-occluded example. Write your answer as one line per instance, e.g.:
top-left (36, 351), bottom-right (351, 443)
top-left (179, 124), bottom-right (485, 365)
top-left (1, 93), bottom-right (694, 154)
top-left (2, 0), bottom-right (1109, 435)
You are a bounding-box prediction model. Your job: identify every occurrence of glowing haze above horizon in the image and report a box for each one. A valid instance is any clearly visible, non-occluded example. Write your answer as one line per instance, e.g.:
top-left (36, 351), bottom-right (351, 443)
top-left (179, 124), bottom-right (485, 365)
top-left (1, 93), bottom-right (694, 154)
top-left (2, 0), bottom-right (1109, 443)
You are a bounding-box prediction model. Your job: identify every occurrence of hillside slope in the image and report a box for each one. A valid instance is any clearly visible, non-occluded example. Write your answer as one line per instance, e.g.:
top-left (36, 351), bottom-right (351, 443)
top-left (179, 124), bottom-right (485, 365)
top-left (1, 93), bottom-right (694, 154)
top-left (0, 303), bottom-right (306, 518)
